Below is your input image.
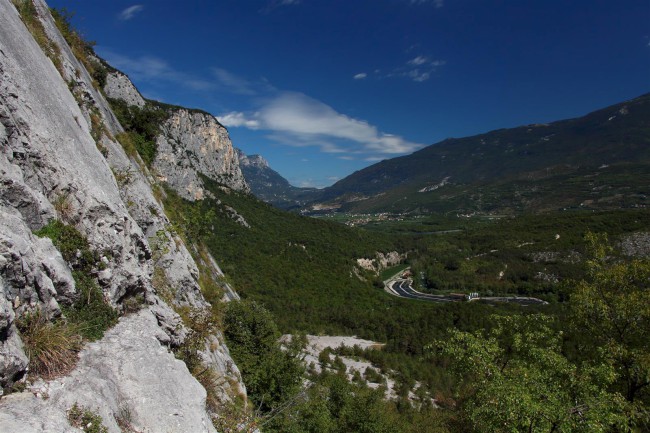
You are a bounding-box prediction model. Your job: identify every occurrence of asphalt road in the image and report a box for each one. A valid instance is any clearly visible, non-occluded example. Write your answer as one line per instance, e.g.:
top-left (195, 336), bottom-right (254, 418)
top-left (387, 280), bottom-right (458, 303)
top-left (385, 276), bottom-right (548, 306)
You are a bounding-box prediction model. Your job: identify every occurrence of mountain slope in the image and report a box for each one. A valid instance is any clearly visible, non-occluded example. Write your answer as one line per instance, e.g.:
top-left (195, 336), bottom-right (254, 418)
top-left (236, 149), bottom-right (319, 209)
top-left (310, 94), bottom-right (650, 214)
top-left (0, 1), bottom-right (245, 431)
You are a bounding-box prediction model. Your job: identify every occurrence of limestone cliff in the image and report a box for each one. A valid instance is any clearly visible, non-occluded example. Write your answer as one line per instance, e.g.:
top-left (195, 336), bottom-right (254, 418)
top-left (103, 72), bottom-right (249, 201)
top-left (237, 149), bottom-right (270, 170)
top-left (103, 68), bottom-right (146, 109)
top-left (154, 108), bottom-right (249, 200)
top-left (0, 1), bottom-right (245, 431)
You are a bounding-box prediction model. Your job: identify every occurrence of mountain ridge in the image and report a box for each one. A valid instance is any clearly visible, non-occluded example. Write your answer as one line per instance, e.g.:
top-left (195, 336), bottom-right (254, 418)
top-left (235, 148), bottom-right (319, 209)
top-left (306, 92), bottom-right (650, 215)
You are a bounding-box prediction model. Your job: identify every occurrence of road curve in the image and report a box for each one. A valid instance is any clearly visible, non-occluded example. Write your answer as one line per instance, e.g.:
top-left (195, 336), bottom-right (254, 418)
top-left (386, 279), bottom-right (458, 303)
top-left (384, 270), bottom-right (548, 306)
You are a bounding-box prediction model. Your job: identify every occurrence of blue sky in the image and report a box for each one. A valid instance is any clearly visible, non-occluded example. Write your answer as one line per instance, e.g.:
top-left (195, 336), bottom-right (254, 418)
top-left (48, 0), bottom-right (650, 188)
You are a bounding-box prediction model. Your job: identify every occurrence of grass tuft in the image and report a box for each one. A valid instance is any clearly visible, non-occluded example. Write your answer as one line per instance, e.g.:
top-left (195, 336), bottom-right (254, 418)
top-left (12, 0), bottom-right (64, 74)
top-left (16, 311), bottom-right (82, 380)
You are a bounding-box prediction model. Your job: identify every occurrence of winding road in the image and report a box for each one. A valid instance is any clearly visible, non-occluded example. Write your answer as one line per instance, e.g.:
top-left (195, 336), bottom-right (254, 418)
top-left (384, 270), bottom-right (548, 306)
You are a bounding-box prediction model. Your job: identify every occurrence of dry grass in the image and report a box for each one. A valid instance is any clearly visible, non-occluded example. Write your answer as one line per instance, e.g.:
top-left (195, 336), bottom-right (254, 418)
top-left (52, 192), bottom-right (74, 222)
top-left (12, 0), bottom-right (64, 75)
top-left (211, 402), bottom-right (258, 433)
top-left (17, 312), bottom-right (82, 380)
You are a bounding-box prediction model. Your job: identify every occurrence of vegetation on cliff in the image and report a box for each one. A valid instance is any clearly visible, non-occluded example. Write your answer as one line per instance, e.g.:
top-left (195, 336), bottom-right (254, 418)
top-left (31, 4), bottom-right (649, 430)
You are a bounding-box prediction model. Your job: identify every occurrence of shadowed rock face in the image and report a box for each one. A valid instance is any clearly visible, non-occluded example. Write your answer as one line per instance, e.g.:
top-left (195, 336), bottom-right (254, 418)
top-left (235, 148), bottom-right (320, 209)
top-left (0, 0), bottom-right (245, 430)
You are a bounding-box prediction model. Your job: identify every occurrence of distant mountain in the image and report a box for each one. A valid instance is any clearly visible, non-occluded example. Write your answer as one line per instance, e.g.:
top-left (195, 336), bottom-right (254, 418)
top-left (236, 149), bottom-right (319, 209)
top-left (307, 93), bottom-right (650, 215)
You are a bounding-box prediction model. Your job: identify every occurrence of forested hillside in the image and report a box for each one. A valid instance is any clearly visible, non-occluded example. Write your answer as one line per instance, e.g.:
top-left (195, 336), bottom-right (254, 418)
top-left (307, 93), bottom-right (650, 215)
top-left (4, 1), bottom-right (647, 431)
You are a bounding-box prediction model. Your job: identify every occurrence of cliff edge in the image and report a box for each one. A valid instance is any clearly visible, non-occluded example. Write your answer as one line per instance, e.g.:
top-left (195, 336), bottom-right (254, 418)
top-left (0, 1), bottom-right (247, 431)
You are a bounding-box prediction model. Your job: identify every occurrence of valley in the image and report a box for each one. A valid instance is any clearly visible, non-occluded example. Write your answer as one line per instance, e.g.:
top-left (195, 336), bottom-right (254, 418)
top-left (0, 1), bottom-right (648, 432)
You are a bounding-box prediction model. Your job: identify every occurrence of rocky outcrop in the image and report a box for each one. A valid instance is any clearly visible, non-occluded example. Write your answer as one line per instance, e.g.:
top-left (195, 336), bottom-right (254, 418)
top-left (104, 70), bottom-right (250, 201)
top-left (356, 251), bottom-right (407, 275)
top-left (1, 310), bottom-right (218, 433)
top-left (0, 0), bottom-right (245, 430)
top-left (620, 232), bottom-right (650, 258)
top-left (237, 149), bottom-right (269, 170)
top-left (154, 108), bottom-right (249, 200)
top-left (1, 0), bottom-right (151, 306)
top-left (0, 208), bottom-right (76, 319)
top-left (235, 148), bottom-right (318, 209)
top-left (103, 69), bottom-right (146, 108)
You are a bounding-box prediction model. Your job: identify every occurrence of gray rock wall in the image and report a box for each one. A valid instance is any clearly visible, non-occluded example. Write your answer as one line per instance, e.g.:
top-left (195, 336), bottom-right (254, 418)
top-left (104, 69), bottom-right (146, 108)
top-left (103, 69), bottom-right (249, 200)
top-left (1, 310), bottom-right (218, 433)
top-left (0, 0), bottom-right (246, 430)
top-left (154, 108), bottom-right (249, 200)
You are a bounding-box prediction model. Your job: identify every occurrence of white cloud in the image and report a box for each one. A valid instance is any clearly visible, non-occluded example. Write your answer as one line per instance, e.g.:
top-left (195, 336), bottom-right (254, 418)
top-left (353, 72), bottom-right (368, 80)
top-left (260, 93), bottom-right (420, 153)
top-left (98, 49), bottom-right (215, 91)
top-left (408, 69), bottom-right (430, 82)
top-left (217, 112), bottom-right (260, 129)
top-left (262, 0), bottom-right (301, 13)
top-left (220, 92), bottom-right (423, 155)
top-left (98, 50), bottom-right (271, 97)
top-left (297, 179), bottom-right (317, 188)
top-left (408, 56), bottom-right (429, 66)
top-left (119, 5), bottom-right (144, 21)
top-left (384, 56), bottom-right (446, 82)
top-left (212, 68), bottom-right (256, 95)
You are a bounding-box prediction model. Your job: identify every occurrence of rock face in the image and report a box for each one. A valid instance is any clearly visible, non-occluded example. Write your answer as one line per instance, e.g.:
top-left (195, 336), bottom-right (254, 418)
top-left (620, 232), bottom-right (650, 258)
top-left (356, 251), bottom-right (407, 275)
top-left (0, 0), bottom-right (246, 430)
top-left (1, 310), bottom-right (218, 433)
top-left (103, 65), bottom-right (249, 201)
top-left (154, 109), bottom-right (249, 200)
top-left (238, 150), bottom-right (270, 170)
top-left (236, 148), bottom-right (318, 209)
top-left (103, 68), bottom-right (146, 108)
top-left (1, 0), bottom-right (150, 307)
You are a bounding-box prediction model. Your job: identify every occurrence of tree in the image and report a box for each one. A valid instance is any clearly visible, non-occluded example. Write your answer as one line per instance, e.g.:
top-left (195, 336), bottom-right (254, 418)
top-left (570, 233), bottom-right (650, 415)
top-left (224, 300), bottom-right (304, 413)
top-left (432, 314), bottom-right (627, 433)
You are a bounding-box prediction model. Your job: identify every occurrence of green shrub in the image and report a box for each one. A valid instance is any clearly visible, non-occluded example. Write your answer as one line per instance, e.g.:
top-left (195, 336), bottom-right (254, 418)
top-left (68, 403), bottom-right (108, 433)
top-left (34, 219), bottom-right (95, 269)
top-left (64, 271), bottom-right (117, 341)
top-left (132, 132), bottom-right (156, 166)
top-left (224, 300), bottom-right (304, 413)
top-left (34, 220), bottom-right (117, 340)
top-left (107, 98), bottom-right (168, 167)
